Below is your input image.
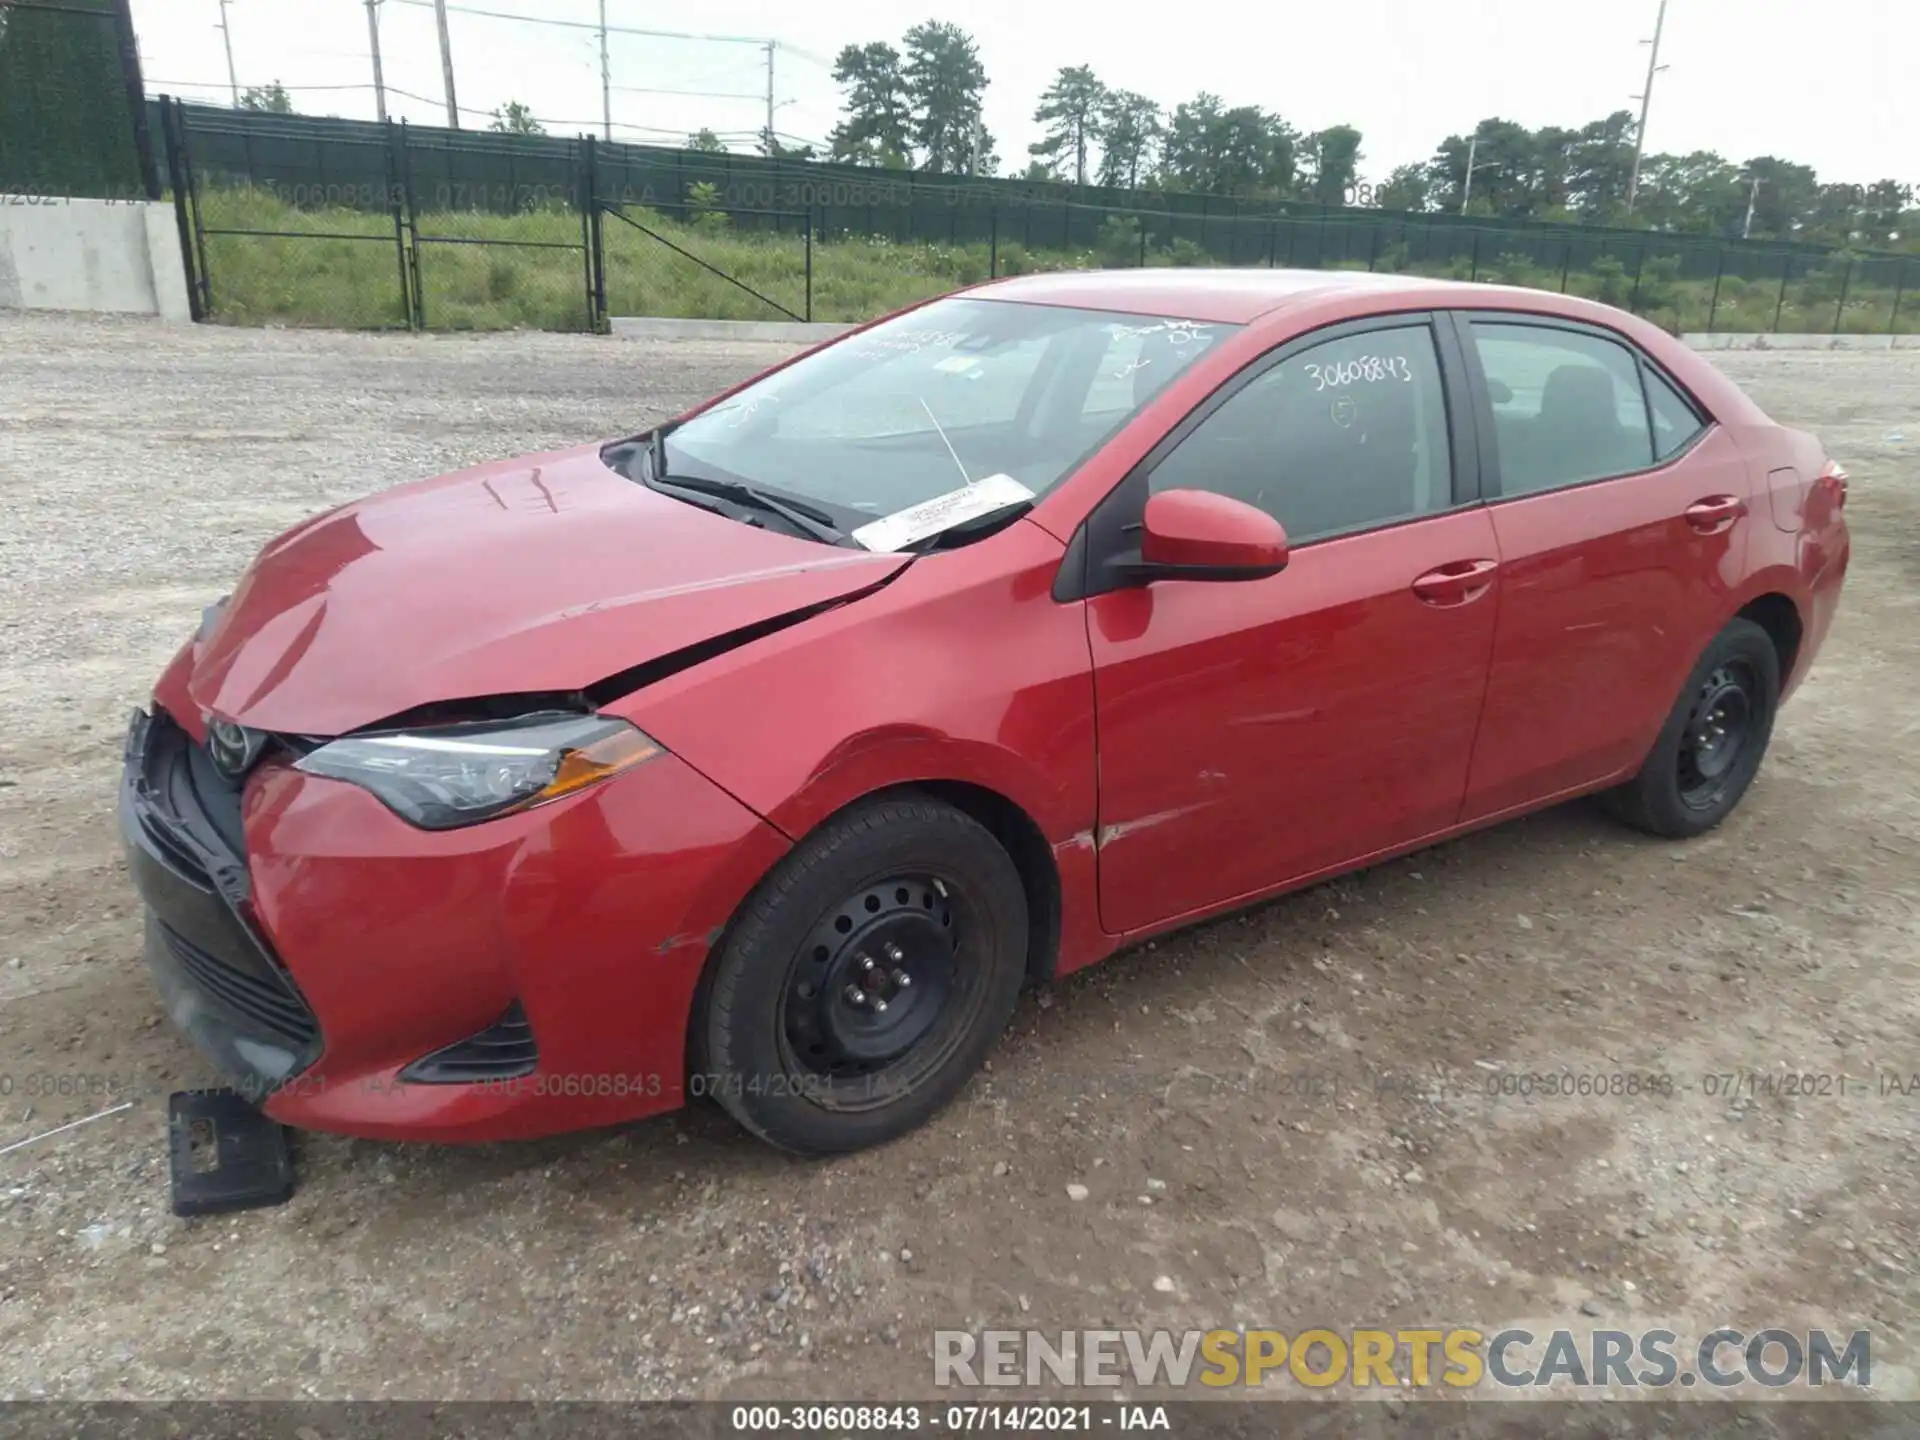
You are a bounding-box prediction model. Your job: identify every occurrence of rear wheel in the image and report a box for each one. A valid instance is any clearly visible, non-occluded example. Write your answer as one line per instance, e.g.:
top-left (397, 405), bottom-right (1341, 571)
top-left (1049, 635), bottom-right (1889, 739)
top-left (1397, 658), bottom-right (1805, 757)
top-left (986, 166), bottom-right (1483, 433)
top-left (1602, 617), bottom-right (1780, 839)
top-left (697, 794), bottom-right (1028, 1154)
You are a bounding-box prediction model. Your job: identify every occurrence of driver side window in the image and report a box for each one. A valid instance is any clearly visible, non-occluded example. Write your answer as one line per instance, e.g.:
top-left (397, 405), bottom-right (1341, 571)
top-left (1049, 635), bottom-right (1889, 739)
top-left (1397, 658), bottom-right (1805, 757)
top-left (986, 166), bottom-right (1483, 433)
top-left (1148, 324), bottom-right (1453, 544)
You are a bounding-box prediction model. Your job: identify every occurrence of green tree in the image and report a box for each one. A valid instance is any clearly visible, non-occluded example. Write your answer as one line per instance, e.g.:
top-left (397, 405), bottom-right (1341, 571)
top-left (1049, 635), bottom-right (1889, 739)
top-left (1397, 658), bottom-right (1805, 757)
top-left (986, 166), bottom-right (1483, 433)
top-left (1029, 65), bottom-right (1108, 186)
top-left (489, 100), bottom-right (544, 135)
top-left (1303, 125), bottom-right (1363, 205)
top-left (239, 81), bottom-right (293, 114)
top-left (902, 20), bottom-right (993, 174)
top-left (1375, 162), bottom-right (1431, 212)
top-left (1566, 110), bottom-right (1637, 218)
top-left (685, 128), bottom-right (726, 153)
top-left (828, 41), bottom-right (913, 166)
top-left (1634, 151), bottom-right (1745, 234)
top-left (1096, 90), bottom-right (1161, 190)
top-left (1739, 156), bottom-right (1820, 239)
top-left (1160, 93), bottom-right (1294, 197)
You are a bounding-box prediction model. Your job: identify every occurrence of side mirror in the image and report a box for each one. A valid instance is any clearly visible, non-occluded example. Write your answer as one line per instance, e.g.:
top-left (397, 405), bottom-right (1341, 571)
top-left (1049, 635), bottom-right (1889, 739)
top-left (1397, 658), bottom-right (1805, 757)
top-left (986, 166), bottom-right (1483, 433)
top-left (1133, 489), bottom-right (1289, 583)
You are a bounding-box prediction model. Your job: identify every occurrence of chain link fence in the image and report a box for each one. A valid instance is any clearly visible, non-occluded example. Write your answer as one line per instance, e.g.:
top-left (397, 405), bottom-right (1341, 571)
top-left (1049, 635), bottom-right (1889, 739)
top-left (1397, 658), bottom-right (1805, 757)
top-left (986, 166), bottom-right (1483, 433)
top-left (159, 101), bottom-right (1917, 338)
top-left (0, 0), bottom-right (156, 201)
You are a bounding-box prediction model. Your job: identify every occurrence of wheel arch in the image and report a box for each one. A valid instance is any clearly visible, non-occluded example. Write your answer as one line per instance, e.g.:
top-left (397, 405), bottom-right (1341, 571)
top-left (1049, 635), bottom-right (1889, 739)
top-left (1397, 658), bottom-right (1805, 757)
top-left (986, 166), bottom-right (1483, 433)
top-left (1733, 591), bottom-right (1804, 689)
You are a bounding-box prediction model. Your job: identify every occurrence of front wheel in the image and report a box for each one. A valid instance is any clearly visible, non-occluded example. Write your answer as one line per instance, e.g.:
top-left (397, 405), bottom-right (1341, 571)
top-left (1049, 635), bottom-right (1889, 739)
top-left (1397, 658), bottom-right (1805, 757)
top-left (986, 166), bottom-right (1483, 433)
top-left (1602, 617), bottom-right (1781, 839)
top-left (695, 794), bottom-right (1028, 1155)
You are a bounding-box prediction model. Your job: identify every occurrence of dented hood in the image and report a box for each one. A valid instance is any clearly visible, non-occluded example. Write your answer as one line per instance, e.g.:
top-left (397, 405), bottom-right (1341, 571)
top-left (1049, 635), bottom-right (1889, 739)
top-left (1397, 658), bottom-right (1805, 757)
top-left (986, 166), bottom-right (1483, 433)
top-left (188, 444), bottom-right (904, 736)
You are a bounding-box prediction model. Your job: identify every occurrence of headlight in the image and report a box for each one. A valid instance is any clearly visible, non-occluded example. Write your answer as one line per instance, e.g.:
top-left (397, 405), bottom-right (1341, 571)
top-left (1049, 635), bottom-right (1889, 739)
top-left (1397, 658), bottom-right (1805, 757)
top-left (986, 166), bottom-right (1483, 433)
top-left (294, 712), bottom-right (661, 830)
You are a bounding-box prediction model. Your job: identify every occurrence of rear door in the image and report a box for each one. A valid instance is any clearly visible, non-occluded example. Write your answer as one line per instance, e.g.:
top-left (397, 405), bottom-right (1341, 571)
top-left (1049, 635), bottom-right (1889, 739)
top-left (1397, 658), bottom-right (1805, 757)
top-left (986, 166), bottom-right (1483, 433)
top-left (1079, 314), bottom-right (1502, 934)
top-left (1453, 313), bottom-right (1750, 821)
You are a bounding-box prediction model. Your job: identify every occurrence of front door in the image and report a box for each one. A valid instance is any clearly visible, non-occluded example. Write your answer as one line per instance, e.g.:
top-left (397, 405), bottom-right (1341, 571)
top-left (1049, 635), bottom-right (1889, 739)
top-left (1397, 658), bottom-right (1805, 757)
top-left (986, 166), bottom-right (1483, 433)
top-left (1084, 315), bottom-right (1501, 935)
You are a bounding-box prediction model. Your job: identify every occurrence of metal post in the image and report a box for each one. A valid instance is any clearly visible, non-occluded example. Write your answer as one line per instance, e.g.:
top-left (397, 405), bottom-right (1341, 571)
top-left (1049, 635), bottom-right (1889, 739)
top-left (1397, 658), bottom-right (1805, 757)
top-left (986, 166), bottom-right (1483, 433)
top-left (1832, 257), bottom-right (1854, 335)
top-left (1626, 0), bottom-right (1669, 213)
top-left (1470, 232), bottom-right (1481, 282)
top-left (1773, 255), bottom-right (1792, 334)
top-left (1891, 258), bottom-right (1908, 336)
top-left (216, 0), bottom-right (239, 107)
top-left (432, 0), bottom-right (461, 128)
top-left (1366, 227), bottom-right (1380, 273)
top-left (1706, 246), bottom-right (1725, 332)
top-left (804, 206), bottom-right (813, 322)
top-left (989, 208), bottom-right (998, 279)
top-left (160, 99), bottom-right (203, 320)
top-left (181, 101), bottom-right (212, 316)
top-left (399, 121), bottom-right (425, 326)
top-left (384, 119), bottom-right (412, 328)
top-left (580, 137), bottom-right (597, 331)
top-left (1137, 213), bottom-right (1147, 268)
top-left (1629, 244), bottom-right (1648, 311)
top-left (366, 0), bottom-right (389, 123)
top-left (1265, 220), bottom-right (1277, 268)
top-left (599, 1), bottom-right (612, 143)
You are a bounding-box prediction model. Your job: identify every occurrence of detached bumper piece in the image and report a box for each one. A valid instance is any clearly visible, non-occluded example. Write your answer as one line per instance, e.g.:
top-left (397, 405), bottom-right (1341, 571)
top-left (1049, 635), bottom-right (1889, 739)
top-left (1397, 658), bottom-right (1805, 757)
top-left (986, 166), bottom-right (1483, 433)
top-left (121, 708), bottom-right (323, 1097)
top-left (168, 1089), bottom-right (295, 1216)
top-left (400, 1001), bottom-right (540, 1083)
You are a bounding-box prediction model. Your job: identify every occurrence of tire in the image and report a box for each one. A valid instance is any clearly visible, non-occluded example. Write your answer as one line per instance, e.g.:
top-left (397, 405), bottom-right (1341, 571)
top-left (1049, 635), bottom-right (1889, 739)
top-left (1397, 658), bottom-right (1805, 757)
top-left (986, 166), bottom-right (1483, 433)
top-left (696, 793), bottom-right (1028, 1155)
top-left (1602, 617), bottom-right (1781, 839)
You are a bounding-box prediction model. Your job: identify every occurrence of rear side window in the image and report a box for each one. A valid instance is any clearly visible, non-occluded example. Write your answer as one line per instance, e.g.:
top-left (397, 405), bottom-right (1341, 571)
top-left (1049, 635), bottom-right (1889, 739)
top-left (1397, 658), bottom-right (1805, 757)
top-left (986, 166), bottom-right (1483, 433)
top-left (1644, 366), bottom-right (1707, 461)
top-left (1147, 324), bottom-right (1453, 544)
top-left (1471, 323), bottom-right (1655, 496)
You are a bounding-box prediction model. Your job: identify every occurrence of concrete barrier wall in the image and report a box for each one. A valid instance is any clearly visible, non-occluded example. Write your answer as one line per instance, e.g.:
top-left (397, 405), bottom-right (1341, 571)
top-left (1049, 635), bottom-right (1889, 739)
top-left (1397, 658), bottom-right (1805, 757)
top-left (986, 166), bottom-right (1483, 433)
top-left (0, 199), bottom-right (191, 323)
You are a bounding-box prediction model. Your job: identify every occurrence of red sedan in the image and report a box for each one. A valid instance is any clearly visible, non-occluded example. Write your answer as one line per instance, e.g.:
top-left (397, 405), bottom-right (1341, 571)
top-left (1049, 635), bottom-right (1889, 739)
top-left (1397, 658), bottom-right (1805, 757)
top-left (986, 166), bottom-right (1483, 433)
top-left (120, 270), bottom-right (1850, 1154)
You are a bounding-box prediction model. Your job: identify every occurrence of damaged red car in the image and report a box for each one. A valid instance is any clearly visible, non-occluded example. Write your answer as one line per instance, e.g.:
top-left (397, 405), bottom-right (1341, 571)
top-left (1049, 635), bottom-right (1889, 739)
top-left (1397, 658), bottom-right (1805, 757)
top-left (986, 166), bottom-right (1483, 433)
top-left (121, 270), bottom-right (1849, 1154)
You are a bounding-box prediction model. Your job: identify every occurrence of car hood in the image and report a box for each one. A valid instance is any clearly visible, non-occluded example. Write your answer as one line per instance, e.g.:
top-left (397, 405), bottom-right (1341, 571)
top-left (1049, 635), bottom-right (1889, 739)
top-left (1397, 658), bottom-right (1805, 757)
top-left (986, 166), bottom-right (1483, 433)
top-left (187, 444), bottom-right (905, 736)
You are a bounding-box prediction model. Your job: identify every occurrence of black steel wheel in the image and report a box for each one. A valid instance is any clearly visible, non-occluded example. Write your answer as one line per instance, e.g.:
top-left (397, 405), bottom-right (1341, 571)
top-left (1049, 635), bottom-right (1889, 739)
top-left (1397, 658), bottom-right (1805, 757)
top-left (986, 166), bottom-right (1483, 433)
top-left (1602, 617), bottom-right (1781, 839)
top-left (695, 794), bottom-right (1028, 1154)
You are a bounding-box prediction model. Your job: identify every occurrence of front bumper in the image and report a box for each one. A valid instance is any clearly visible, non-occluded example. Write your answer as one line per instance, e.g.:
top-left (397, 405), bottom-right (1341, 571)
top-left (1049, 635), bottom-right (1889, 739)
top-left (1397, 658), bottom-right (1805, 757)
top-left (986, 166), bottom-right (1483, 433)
top-left (121, 702), bottom-right (790, 1142)
top-left (121, 708), bottom-right (322, 1100)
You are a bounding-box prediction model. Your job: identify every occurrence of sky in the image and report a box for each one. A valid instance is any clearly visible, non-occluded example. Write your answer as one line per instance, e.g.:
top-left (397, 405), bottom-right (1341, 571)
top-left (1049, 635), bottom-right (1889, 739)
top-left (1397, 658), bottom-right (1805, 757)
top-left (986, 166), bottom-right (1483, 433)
top-left (127, 0), bottom-right (1916, 188)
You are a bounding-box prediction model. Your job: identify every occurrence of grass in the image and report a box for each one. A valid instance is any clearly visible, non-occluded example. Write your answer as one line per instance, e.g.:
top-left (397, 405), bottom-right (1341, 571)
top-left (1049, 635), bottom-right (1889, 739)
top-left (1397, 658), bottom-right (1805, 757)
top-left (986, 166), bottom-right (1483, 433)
top-left (187, 187), bottom-right (1920, 336)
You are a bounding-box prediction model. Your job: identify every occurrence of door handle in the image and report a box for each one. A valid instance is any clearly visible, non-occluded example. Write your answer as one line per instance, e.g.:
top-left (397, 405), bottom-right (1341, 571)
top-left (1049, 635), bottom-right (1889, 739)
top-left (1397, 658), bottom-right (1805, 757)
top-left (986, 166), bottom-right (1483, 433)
top-left (1411, 558), bottom-right (1499, 606)
top-left (1684, 495), bottom-right (1748, 534)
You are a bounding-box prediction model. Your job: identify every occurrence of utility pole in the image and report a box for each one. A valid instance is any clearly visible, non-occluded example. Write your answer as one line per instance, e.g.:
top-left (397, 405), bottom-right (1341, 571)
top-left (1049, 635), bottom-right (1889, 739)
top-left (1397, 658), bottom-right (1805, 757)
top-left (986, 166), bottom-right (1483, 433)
top-left (432, 0), bottom-right (460, 128)
top-left (1461, 133), bottom-right (1478, 214)
top-left (216, 0), bottom-right (239, 106)
top-left (1626, 0), bottom-right (1670, 213)
top-left (763, 40), bottom-right (776, 154)
top-left (1742, 174), bottom-right (1762, 240)
top-left (365, 0), bottom-right (389, 124)
top-left (598, 0), bottom-right (612, 142)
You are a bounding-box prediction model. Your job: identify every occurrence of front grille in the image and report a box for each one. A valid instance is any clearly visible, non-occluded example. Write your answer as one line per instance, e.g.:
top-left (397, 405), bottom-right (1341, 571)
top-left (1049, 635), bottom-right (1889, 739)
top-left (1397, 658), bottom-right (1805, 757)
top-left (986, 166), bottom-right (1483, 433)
top-left (400, 1002), bottom-right (538, 1084)
top-left (158, 922), bottom-right (319, 1048)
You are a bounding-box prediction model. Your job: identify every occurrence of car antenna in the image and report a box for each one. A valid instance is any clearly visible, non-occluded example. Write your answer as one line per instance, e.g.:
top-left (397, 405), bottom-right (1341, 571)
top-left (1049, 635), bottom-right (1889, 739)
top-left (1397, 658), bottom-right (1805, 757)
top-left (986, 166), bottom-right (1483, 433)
top-left (920, 397), bottom-right (975, 488)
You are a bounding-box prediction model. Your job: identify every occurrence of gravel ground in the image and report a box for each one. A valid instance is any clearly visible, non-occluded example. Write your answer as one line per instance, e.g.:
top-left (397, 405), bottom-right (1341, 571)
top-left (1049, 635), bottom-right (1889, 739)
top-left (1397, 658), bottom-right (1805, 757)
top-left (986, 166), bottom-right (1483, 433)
top-left (0, 313), bottom-right (1916, 1402)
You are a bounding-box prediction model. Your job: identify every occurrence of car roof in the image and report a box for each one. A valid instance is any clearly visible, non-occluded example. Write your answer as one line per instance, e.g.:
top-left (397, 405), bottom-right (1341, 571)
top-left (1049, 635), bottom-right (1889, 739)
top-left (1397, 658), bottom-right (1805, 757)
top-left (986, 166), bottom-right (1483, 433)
top-left (970, 266), bottom-right (1555, 325)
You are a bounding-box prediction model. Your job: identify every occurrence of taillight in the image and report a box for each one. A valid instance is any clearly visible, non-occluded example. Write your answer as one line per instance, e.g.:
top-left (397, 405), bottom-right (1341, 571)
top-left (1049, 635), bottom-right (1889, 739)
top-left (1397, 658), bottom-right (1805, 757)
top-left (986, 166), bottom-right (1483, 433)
top-left (1818, 460), bottom-right (1849, 509)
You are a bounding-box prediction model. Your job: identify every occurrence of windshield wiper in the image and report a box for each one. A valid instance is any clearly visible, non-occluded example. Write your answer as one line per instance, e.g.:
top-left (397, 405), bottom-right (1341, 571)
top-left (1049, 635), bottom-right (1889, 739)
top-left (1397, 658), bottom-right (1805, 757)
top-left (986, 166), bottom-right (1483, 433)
top-left (648, 470), bottom-right (851, 547)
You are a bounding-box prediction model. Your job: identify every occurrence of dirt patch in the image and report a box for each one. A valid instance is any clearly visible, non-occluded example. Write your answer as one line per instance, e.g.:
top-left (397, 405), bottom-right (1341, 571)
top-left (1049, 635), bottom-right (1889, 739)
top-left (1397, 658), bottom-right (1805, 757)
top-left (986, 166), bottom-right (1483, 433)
top-left (0, 315), bottom-right (1915, 1400)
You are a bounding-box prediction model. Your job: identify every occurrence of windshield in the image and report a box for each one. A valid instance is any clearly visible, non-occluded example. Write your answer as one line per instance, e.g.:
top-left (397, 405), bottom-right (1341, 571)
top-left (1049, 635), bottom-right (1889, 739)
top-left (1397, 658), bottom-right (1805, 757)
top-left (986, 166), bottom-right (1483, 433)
top-left (661, 297), bottom-right (1234, 532)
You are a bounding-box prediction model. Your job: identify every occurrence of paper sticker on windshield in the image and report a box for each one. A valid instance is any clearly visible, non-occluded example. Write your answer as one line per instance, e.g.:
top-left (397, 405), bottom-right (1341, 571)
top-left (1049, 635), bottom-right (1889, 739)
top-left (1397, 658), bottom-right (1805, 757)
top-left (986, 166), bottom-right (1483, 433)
top-left (852, 473), bottom-right (1035, 553)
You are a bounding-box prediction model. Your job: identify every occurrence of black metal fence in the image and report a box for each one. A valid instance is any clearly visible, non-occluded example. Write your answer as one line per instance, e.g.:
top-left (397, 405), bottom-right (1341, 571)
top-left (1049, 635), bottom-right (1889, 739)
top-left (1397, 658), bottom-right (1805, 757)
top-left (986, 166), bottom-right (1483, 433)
top-left (0, 0), bottom-right (156, 201)
top-left (156, 99), bottom-right (1919, 338)
top-left (164, 99), bottom-right (599, 331)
